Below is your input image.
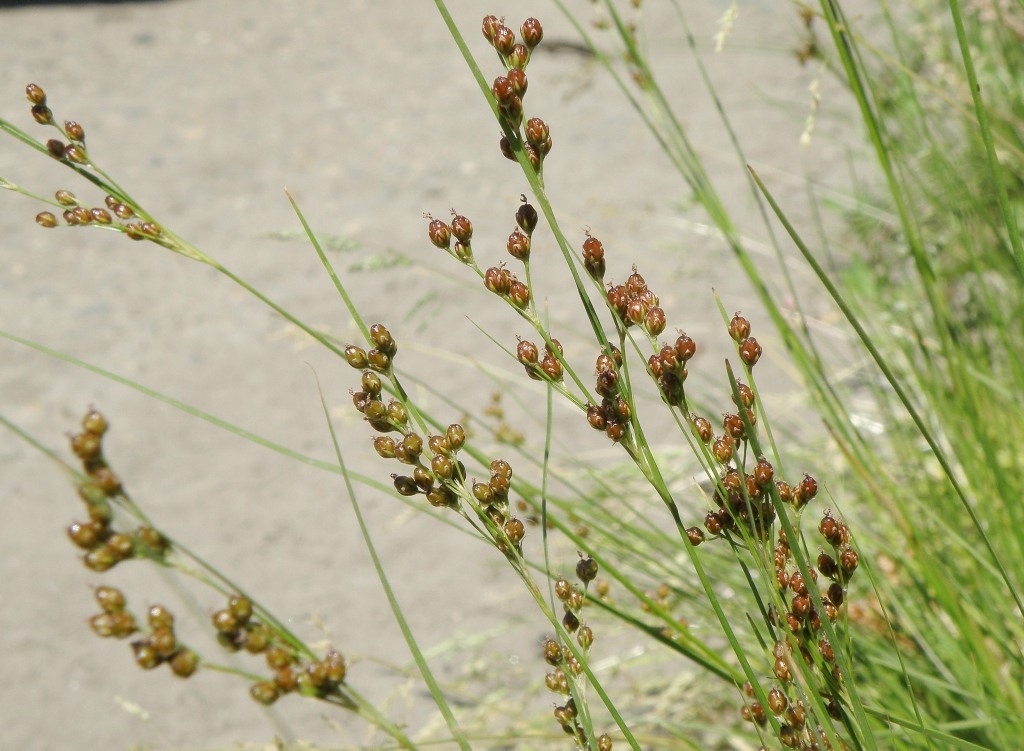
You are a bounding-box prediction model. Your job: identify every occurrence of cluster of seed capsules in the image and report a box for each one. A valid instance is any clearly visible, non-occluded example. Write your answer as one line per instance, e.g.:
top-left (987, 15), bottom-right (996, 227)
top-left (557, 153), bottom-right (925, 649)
top-left (88, 587), bottom-right (199, 678)
top-left (480, 15), bottom-right (551, 171)
top-left (206, 593), bottom-right (348, 706)
top-left (540, 556), bottom-right (612, 745)
top-left (345, 325), bottom-right (528, 549)
top-left (24, 84), bottom-right (163, 242)
top-left (427, 197), bottom-right (541, 315)
top-left (65, 409), bottom-right (168, 572)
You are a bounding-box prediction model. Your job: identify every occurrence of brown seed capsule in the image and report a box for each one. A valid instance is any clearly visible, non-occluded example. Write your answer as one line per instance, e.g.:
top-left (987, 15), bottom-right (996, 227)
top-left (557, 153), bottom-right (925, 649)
top-left (482, 14), bottom-right (501, 42)
top-left (729, 313), bottom-right (751, 342)
top-left (147, 605), bottom-right (174, 631)
top-left (508, 57), bottom-right (528, 89)
top-left (243, 623), bottom-right (272, 653)
top-left (43, 143), bottom-right (67, 165)
top-left (562, 610), bottom-right (580, 633)
top-left (540, 355), bottom-right (563, 381)
top-left (35, 211), bottom-right (58, 228)
top-left (503, 517), bottom-right (526, 543)
top-left (133, 641), bottom-right (162, 670)
top-left (596, 734), bottom-right (613, 751)
top-left (492, 75), bottom-right (515, 104)
top-left (507, 229), bottom-right (531, 259)
top-left (344, 345), bottom-right (368, 369)
top-left (369, 323), bottom-right (396, 356)
top-left (64, 144), bottom-right (87, 164)
top-left (427, 218), bottom-right (451, 249)
top-left (449, 213), bottom-right (473, 243)
top-left (582, 235), bottom-right (606, 280)
top-left (525, 117), bottom-right (549, 147)
top-left (800, 473), bottom-right (818, 501)
top-left (686, 526), bottom-right (706, 546)
top-left (169, 648), bottom-right (198, 678)
top-left (445, 423), bottom-right (465, 451)
top-left (64, 120), bottom-right (85, 141)
top-left (94, 585), bottom-right (127, 613)
top-left (373, 436), bottom-right (397, 459)
top-left (767, 687), bottom-right (788, 714)
top-left (148, 626), bottom-right (177, 658)
top-left (827, 581), bottom-right (845, 606)
top-left (367, 348), bottom-right (390, 372)
top-left (723, 413), bottom-right (746, 441)
top-left (493, 24), bottom-right (516, 54)
top-left (704, 510), bottom-right (724, 536)
top-left (739, 337), bottom-right (762, 367)
top-left (515, 201), bottom-right (538, 236)
top-left (712, 434), bottom-right (735, 463)
top-left (753, 457), bottom-right (774, 486)
top-left (250, 681), bottom-right (279, 705)
top-left (521, 17), bottom-right (544, 47)
top-left (113, 202), bottom-right (134, 219)
top-left (773, 656), bottom-right (792, 682)
top-left (31, 104), bottom-right (53, 124)
top-left (576, 556), bottom-right (598, 583)
top-left (25, 83), bottom-right (46, 105)
top-left (499, 134), bottom-right (516, 161)
top-left (543, 638), bottom-right (562, 665)
top-left (819, 512), bottom-right (841, 545)
top-left (840, 547), bottom-right (859, 575)
top-left (228, 595), bottom-right (252, 624)
top-left (212, 609), bottom-right (238, 634)
top-left (386, 400), bottom-right (408, 426)
top-left (90, 208), bottom-right (112, 224)
top-left (644, 306), bottom-right (667, 336)
top-left (106, 533), bottom-right (134, 561)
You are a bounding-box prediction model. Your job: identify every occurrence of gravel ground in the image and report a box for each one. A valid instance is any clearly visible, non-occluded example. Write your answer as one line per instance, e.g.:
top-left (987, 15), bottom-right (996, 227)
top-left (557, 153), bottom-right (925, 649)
top-left (0, 1), bottom-right (860, 748)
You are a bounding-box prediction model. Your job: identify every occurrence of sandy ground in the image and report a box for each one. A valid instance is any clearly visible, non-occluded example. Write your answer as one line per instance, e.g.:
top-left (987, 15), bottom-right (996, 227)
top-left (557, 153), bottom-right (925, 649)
top-left (0, 1), bottom-right (860, 748)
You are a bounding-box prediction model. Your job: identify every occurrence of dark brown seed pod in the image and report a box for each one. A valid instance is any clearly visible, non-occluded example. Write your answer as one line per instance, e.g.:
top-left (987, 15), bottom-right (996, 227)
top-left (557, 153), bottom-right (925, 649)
top-left (576, 556), bottom-right (598, 583)
top-left (753, 456), bottom-right (774, 486)
top-left (562, 610), bottom-right (580, 633)
top-left (577, 625), bottom-right (594, 649)
top-left (67, 520), bottom-right (103, 549)
top-left (691, 415), bottom-right (713, 443)
top-left (840, 547), bottom-right (859, 575)
top-left (604, 421), bottom-right (625, 442)
top-left (596, 734), bottom-right (613, 751)
top-left (427, 218), bottom-right (451, 249)
top-left (542, 638), bottom-right (561, 665)
top-left (674, 332), bottom-right (696, 362)
top-left (499, 134), bottom-right (516, 161)
top-left (106, 533), bottom-right (134, 561)
top-left (827, 581), bottom-right (845, 606)
top-left (521, 17), bottom-right (544, 47)
top-left (733, 381), bottom-right (755, 409)
top-left (392, 474), bottom-right (419, 496)
top-left (516, 200), bottom-right (538, 234)
top-left (686, 526), bottom-right (706, 546)
top-left (767, 687), bottom-right (788, 714)
top-left (554, 578), bottom-right (571, 601)
top-left (582, 235), bottom-right (605, 280)
top-left (243, 623), bottom-right (272, 653)
top-left (818, 552), bottom-right (838, 578)
top-left (739, 337), bottom-right (762, 367)
top-left (360, 370), bottom-right (382, 396)
top-left (386, 400), bottom-right (408, 426)
top-left (507, 66), bottom-right (528, 97)
top-left (819, 511), bottom-right (842, 545)
top-left (31, 104), bottom-right (53, 124)
top-left (800, 473), bottom-right (818, 501)
top-left (228, 595), bottom-right (253, 624)
top-left (147, 605), bottom-right (174, 631)
top-left (704, 510), bottom-right (724, 536)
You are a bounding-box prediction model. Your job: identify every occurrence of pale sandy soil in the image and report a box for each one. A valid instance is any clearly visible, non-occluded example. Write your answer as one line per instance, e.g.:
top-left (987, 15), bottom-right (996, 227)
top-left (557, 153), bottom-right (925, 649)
top-left (0, 1), bottom-right (861, 748)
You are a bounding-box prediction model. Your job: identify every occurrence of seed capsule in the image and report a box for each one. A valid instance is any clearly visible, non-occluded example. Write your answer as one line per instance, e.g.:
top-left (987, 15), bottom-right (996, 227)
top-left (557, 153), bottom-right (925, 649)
top-left (64, 120), bottom-right (85, 141)
top-left (507, 229), bottom-right (531, 260)
top-left (543, 638), bottom-right (562, 665)
top-left (840, 547), bottom-right (859, 575)
top-left (516, 201), bottom-right (538, 235)
top-left (133, 641), bottom-right (162, 670)
top-left (481, 14), bottom-right (501, 41)
top-left (250, 681), bottom-right (280, 705)
top-left (427, 218), bottom-right (451, 249)
top-left (344, 345), bottom-right (368, 369)
top-left (169, 648), bottom-right (198, 678)
top-left (521, 17), bottom-right (544, 47)
top-left (728, 313), bottom-right (751, 342)
top-left (493, 24), bottom-right (516, 54)
top-left (25, 83), bottom-right (46, 105)
top-left (576, 556), bottom-right (598, 583)
top-left (644, 306), bottom-right (667, 336)
top-left (35, 211), bottom-right (58, 228)
top-left (686, 526), bottom-right (706, 546)
top-left (525, 117), bottom-right (549, 148)
top-left (31, 104), bottom-right (53, 124)
top-left (739, 337), bottom-right (762, 367)
top-left (94, 585), bottom-right (126, 613)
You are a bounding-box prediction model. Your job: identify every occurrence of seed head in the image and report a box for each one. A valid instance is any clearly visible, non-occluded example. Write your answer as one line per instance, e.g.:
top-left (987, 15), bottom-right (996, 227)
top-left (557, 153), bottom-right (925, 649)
top-left (427, 218), bottom-right (451, 249)
top-left (516, 199), bottom-right (538, 234)
top-left (507, 228), bottom-right (531, 260)
top-left (739, 337), bottom-right (762, 367)
top-left (493, 24), bottom-right (516, 55)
